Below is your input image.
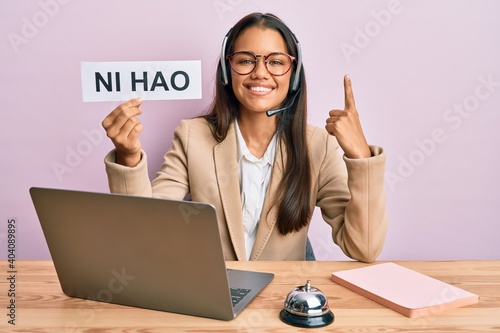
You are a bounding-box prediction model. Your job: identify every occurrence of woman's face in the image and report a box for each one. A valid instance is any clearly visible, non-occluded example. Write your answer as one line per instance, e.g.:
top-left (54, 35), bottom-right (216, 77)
top-left (230, 26), bottom-right (291, 115)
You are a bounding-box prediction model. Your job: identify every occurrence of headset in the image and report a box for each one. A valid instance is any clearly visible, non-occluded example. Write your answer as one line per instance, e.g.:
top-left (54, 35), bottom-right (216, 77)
top-left (220, 28), bottom-right (303, 95)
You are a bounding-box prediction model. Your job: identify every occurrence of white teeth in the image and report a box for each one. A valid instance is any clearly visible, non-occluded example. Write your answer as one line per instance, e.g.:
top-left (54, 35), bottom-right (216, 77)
top-left (249, 86), bottom-right (272, 92)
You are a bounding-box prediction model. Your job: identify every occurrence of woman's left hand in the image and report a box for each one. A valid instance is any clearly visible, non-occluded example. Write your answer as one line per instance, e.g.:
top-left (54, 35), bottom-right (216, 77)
top-left (325, 75), bottom-right (371, 159)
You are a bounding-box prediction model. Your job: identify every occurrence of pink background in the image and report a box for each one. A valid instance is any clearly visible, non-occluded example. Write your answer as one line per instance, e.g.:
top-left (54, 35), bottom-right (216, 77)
top-left (1, 0), bottom-right (499, 260)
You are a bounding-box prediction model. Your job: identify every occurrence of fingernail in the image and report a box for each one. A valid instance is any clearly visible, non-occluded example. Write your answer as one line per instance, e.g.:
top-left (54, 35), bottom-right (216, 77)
top-left (345, 74), bottom-right (350, 81)
top-left (136, 97), bottom-right (143, 104)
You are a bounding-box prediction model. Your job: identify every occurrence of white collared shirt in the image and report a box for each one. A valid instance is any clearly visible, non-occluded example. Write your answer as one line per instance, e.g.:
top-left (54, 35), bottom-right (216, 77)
top-left (235, 120), bottom-right (277, 260)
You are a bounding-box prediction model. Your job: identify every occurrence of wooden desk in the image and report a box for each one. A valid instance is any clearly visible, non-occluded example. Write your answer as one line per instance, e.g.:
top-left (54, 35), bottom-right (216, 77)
top-left (3, 260), bottom-right (499, 332)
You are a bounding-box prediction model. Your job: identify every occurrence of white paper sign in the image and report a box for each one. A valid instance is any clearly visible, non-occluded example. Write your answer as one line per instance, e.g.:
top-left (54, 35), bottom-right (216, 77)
top-left (81, 61), bottom-right (202, 102)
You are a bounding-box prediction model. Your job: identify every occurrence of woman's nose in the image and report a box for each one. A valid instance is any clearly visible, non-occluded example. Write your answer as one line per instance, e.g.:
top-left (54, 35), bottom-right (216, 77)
top-left (251, 57), bottom-right (270, 78)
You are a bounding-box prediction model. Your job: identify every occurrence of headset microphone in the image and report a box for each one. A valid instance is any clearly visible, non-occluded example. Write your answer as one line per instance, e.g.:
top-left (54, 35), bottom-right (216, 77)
top-left (266, 89), bottom-right (300, 117)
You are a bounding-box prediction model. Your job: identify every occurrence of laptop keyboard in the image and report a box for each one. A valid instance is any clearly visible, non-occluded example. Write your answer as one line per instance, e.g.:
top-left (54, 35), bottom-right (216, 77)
top-left (230, 288), bottom-right (252, 307)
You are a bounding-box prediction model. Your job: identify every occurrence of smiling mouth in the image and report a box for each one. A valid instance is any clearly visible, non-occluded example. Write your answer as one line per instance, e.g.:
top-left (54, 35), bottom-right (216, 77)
top-left (248, 86), bottom-right (273, 92)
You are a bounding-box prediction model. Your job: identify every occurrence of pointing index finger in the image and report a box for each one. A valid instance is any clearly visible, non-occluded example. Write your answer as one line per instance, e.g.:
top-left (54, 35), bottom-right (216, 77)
top-left (344, 74), bottom-right (356, 109)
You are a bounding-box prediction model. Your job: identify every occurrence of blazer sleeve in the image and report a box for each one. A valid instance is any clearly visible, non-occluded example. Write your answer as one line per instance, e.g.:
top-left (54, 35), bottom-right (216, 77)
top-left (104, 150), bottom-right (153, 196)
top-left (316, 134), bottom-right (388, 263)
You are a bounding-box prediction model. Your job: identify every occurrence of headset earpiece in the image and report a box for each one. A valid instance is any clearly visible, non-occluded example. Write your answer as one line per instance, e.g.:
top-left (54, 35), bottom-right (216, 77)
top-left (220, 29), bottom-right (231, 86)
top-left (289, 32), bottom-right (302, 94)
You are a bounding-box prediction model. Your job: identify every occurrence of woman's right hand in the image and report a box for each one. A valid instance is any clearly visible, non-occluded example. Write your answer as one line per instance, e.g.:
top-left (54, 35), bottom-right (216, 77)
top-left (102, 98), bottom-right (144, 167)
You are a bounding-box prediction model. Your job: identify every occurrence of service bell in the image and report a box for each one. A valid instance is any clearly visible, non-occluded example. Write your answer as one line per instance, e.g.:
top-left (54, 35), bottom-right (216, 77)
top-left (279, 280), bottom-right (334, 328)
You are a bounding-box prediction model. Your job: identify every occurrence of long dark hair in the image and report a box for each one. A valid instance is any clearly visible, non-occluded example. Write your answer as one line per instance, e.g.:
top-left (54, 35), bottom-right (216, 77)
top-left (202, 13), bottom-right (312, 235)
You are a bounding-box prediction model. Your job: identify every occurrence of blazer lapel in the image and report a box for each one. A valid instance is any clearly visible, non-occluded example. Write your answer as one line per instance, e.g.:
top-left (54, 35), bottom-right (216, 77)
top-left (214, 123), bottom-right (247, 261)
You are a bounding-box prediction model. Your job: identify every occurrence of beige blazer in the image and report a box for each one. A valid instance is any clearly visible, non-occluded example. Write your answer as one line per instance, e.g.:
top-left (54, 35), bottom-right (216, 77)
top-left (105, 118), bottom-right (388, 262)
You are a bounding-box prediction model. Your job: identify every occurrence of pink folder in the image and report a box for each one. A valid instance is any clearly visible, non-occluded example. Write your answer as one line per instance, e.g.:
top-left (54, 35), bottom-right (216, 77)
top-left (331, 262), bottom-right (479, 318)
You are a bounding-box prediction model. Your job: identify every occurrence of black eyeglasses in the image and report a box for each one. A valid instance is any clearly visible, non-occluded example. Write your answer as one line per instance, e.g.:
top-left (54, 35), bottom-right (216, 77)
top-left (226, 51), bottom-right (296, 76)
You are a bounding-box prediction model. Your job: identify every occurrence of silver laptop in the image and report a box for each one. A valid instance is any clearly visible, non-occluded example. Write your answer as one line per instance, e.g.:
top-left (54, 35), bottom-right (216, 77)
top-left (29, 187), bottom-right (274, 320)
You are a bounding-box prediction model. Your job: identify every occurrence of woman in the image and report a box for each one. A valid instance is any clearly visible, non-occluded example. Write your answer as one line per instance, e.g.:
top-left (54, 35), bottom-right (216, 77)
top-left (102, 13), bottom-right (388, 262)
